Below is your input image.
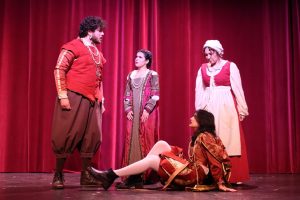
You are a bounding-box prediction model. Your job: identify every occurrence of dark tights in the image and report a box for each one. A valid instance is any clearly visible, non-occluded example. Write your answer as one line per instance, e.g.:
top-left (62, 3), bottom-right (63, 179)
top-left (55, 157), bottom-right (92, 172)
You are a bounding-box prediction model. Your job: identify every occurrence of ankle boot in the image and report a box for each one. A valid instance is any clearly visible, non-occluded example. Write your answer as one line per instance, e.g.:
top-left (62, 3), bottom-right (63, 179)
top-left (115, 174), bottom-right (143, 189)
top-left (80, 170), bottom-right (103, 186)
top-left (87, 167), bottom-right (118, 190)
top-left (52, 172), bottom-right (64, 189)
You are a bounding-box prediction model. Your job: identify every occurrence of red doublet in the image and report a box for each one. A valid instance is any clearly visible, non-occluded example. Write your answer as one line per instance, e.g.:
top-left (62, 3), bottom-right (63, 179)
top-left (54, 38), bottom-right (106, 101)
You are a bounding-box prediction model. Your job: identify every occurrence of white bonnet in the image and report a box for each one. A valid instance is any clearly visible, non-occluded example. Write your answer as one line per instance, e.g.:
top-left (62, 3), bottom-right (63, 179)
top-left (203, 40), bottom-right (224, 56)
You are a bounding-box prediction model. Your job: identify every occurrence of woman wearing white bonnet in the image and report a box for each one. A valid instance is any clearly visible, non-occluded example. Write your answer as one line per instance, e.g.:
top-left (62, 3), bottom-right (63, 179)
top-left (195, 39), bottom-right (249, 184)
top-left (203, 40), bottom-right (224, 56)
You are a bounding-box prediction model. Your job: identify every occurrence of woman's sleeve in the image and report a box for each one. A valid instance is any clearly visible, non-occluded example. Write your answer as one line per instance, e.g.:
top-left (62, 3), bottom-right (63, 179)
top-left (195, 67), bottom-right (205, 110)
top-left (196, 135), bottom-right (230, 184)
top-left (53, 49), bottom-right (75, 99)
top-left (144, 71), bottom-right (160, 113)
top-left (230, 62), bottom-right (249, 116)
top-left (124, 74), bottom-right (133, 114)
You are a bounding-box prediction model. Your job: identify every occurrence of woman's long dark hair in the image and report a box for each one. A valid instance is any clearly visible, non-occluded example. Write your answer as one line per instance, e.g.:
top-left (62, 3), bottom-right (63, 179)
top-left (191, 109), bottom-right (216, 146)
top-left (137, 49), bottom-right (152, 68)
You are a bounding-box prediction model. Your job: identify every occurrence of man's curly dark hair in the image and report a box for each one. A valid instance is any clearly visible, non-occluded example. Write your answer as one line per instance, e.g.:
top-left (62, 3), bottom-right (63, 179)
top-left (79, 16), bottom-right (105, 38)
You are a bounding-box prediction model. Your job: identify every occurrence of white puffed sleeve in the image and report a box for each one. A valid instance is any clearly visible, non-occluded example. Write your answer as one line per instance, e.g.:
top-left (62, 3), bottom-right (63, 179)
top-left (195, 67), bottom-right (205, 110)
top-left (230, 62), bottom-right (249, 116)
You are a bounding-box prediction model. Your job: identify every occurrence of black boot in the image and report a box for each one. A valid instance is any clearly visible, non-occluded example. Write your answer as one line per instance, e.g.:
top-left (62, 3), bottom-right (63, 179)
top-left (87, 167), bottom-right (118, 190)
top-left (80, 170), bottom-right (103, 187)
top-left (52, 172), bottom-right (64, 189)
top-left (115, 174), bottom-right (143, 189)
top-left (52, 158), bottom-right (66, 189)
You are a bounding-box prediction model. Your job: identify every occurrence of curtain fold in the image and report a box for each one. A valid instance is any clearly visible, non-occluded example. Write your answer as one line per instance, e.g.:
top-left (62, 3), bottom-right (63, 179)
top-left (0, 0), bottom-right (299, 173)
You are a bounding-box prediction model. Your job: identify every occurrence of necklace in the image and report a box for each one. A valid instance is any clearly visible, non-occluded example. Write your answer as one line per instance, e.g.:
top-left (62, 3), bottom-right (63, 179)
top-left (80, 38), bottom-right (101, 65)
top-left (80, 38), bottom-right (102, 79)
top-left (131, 77), bottom-right (144, 88)
top-left (131, 69), bottom-right (149, 88)
top-left (86, 45), bottom-right (101, 65)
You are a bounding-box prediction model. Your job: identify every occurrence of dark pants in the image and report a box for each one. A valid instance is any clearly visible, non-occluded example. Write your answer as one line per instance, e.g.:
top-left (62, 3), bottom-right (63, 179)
top-left (51, 90), bottom-right (102, 158)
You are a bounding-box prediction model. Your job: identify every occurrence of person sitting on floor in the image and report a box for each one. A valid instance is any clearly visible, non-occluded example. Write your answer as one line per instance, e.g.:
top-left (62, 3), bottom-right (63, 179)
top-left (87, 109), bottom-right (236, 192)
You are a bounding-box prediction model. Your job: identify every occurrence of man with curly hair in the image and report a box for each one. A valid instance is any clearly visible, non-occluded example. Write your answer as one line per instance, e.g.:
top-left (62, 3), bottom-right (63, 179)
top-left (51, 16), bottom-right (106, 189)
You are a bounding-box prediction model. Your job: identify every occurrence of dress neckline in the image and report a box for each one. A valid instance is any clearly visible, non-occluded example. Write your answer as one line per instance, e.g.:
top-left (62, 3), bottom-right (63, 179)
top-left (206, 60), bottom-right (227, 76)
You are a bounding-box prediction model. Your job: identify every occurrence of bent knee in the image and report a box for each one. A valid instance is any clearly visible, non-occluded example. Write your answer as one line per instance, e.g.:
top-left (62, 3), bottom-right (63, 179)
top-left (156, 140), bottom-right (168, 146)
top-left (155, 140), bottom-right (171, 151)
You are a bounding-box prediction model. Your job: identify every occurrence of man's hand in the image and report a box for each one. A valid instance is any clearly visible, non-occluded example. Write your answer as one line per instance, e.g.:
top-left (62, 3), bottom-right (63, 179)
top-left (60, 98), bottom-right (71, 110)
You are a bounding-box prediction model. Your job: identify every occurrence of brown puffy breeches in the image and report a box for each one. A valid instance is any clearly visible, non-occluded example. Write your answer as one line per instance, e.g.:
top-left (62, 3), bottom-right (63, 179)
top-left (51, 90), bottom-right (102, 158)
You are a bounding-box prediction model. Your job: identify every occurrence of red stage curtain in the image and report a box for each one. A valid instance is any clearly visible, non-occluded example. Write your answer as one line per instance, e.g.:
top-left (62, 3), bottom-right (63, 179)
top-left (0, 0), bottom-right (299, 173)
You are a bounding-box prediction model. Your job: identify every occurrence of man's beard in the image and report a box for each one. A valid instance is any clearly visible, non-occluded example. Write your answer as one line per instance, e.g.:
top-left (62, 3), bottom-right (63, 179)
top-left (91, 37), bottom-right (101, 44)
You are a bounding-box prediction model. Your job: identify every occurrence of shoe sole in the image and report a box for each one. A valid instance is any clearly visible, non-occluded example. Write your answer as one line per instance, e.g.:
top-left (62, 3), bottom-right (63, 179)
top-left (116, 185), bottom-right (144, 190)
top-left (52, 185), bottom-right (64, 189)
top-left (81, 183), bottom-right (103, 187)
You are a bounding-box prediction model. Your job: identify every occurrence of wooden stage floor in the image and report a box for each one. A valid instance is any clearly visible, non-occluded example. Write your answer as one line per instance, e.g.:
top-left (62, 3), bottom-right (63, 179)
top-left (0, 173), bottom-right (299, 200)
